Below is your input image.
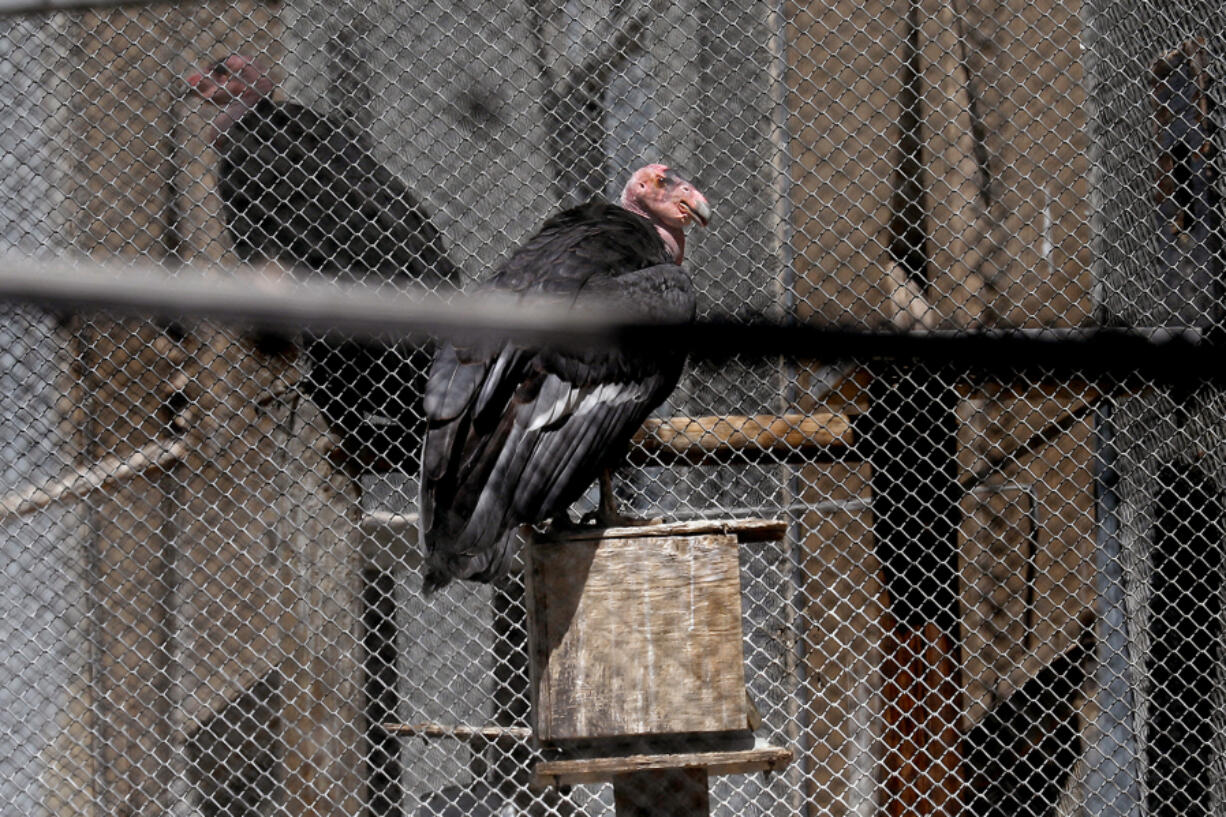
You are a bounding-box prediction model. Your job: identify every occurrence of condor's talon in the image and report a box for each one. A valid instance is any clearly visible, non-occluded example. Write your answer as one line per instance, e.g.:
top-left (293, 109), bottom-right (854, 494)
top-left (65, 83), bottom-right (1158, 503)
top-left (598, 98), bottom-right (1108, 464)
top-left (588, 469), bottom-right (662, 528)
top-left (597, 511), bottom-right (664, 528)
top-left (547, 513), bottom-right (583, 533)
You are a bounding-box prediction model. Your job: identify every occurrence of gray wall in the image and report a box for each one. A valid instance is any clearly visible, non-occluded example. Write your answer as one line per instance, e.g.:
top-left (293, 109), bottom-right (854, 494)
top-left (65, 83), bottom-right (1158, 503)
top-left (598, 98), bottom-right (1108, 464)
top-left (1087, 0), bottom-right (1226, 327)
top-left (1087, 5), bottom-right (1226, 815)
top-left (0, 17), bottom-right (84, 817)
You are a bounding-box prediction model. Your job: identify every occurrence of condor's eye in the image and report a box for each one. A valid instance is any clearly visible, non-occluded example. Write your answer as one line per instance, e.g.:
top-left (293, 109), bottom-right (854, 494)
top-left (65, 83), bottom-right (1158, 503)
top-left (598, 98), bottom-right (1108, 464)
top-left (655, 175), bottom-right (666, 188)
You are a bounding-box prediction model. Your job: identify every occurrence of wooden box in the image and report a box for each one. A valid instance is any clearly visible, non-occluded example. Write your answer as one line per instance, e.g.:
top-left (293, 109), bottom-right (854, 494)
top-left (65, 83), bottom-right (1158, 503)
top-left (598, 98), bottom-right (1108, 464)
top-left (525, 519), bottom-right (783, 744)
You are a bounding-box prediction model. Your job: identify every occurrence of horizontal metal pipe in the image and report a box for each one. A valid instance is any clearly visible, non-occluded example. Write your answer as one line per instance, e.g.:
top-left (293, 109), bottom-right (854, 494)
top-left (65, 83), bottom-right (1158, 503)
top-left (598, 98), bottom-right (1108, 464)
top-left (0, 0), bottom-right (201, 16)
top-left (0, 256), bottom-right (1220, 381)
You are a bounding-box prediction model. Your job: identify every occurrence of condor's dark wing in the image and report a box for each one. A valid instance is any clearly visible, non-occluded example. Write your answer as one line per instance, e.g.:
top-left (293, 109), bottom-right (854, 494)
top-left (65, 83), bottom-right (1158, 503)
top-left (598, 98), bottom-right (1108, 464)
top-left (218, 99), bottom-right (456, 285)
top-left (216, 99), bottom-right (460, 469)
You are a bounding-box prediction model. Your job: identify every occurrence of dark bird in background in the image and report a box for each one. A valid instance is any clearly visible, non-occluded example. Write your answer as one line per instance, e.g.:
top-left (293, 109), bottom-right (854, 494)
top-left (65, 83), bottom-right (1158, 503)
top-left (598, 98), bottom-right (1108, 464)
top-left (186, 54), bottom-right (460, 470)
top-left (419, 164), bottom-right (711, 593)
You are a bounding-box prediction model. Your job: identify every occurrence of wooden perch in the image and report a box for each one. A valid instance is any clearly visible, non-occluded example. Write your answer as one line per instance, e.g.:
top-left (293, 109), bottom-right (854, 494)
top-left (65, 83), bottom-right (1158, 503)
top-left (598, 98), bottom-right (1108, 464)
top-left (0, 436), bottom-right (189, 523)
top-left (629, 412), bottom-right (852, 466)
top-left (537, 517), bottom-right (787, 544)
top-left (531, 738), bottom-right (793, 789)
top-left (359, 510), bottom-right (418, 533)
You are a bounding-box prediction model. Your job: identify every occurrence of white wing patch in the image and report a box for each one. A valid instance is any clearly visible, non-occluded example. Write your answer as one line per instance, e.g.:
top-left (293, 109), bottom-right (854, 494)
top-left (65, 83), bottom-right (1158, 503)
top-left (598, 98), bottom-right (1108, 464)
top-left (523, 375), bottom-right (577, 431)
top-left (575, 381), bottom-right (647, 413)
top-left (524, 378), bottom-right (648, 432)
top-left (474, 347), bottom-right (517, 417)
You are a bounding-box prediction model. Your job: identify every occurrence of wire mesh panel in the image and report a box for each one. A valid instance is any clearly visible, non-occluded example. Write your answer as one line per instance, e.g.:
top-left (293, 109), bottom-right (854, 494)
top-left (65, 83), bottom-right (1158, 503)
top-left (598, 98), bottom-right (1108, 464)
top-left (0, 0), bottom-right (1219, 814)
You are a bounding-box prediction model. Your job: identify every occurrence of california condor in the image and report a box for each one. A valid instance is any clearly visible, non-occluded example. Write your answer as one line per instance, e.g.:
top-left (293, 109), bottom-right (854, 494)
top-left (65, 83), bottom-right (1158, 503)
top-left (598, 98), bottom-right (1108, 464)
top-left (419, 164), bottom-right (710, 592)
top-left (186, 54), bottom-right (459, 470)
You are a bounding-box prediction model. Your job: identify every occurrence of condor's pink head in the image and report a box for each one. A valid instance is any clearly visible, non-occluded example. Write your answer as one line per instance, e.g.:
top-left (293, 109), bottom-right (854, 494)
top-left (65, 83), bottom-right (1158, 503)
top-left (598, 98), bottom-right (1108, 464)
top-left (185, 54), bottom-right (276, 140)
top-left (619, 164), bottom-right (711, 263)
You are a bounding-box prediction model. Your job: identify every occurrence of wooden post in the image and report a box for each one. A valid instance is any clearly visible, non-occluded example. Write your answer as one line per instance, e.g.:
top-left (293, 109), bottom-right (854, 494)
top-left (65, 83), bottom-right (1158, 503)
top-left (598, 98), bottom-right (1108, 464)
top-left (526, 519), bottom-right (793, 815)
top-left (866, 365), bottom-right (965, 816)
top-left (361, 566), bottom-right (402, 817)
top-left (613, 769), bottom-right (709, 816)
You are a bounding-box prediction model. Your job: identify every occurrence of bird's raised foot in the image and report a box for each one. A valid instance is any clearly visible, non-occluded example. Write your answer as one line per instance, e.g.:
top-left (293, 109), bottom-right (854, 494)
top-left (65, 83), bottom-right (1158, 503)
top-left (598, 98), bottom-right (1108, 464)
top-left (547, 513), bottom-right (584, 534)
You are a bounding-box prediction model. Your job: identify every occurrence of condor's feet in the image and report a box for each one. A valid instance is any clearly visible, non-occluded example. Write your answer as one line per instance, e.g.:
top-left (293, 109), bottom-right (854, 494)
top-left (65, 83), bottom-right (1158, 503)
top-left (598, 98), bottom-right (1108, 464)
top-left (580, 507), bottom-right (663, 528)
top-left (578, 470), bottom-right (663, 528)
top-left (547, 513), bottom-right (585, 534)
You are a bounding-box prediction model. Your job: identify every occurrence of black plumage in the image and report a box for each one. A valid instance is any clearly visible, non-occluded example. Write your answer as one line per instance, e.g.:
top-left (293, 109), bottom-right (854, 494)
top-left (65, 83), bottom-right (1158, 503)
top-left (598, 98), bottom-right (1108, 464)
top-left (420, 165), bottom-right (709, 593)
top-left (189, 56), bottom-right (459, 469)
top-left (215, 97), bottom-right (455, 286)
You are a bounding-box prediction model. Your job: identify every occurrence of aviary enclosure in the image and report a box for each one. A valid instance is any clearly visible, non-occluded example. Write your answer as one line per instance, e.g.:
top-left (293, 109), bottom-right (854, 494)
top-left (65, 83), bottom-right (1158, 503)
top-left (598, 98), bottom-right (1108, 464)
top-left (0, 0), bottom-right (1221, 814)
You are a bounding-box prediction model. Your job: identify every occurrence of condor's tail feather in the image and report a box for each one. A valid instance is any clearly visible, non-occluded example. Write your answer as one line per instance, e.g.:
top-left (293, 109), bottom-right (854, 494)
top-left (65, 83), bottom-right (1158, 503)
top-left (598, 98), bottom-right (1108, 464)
top-left (421, 528), bottom-right (518, 595)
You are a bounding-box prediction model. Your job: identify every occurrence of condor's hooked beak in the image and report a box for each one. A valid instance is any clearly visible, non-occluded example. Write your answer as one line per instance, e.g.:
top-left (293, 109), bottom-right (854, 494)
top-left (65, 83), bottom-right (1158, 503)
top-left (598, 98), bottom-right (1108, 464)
top-left (679, 194), bottom-right (712, 230)
top-left (669, 172), bottom-right (711, 230)
top-left (183, 68), bottom-right (221, 102)
top-left (184, 70), bottom-right (205, 97)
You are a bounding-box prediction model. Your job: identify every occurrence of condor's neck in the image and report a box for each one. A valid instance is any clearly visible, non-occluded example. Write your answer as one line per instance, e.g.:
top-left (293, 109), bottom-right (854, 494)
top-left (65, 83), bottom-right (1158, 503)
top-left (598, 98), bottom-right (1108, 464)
top-left (212, 92), bottom-right (269, 145)
top-left (621, 201), bottom-right (685, 264)
top-left (656, 224), bottom-right (685, 264)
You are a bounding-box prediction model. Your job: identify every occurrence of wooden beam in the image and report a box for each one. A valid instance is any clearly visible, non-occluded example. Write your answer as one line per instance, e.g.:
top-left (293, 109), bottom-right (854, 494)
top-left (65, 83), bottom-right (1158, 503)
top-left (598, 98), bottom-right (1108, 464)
top-left (380, 722), bottom-right (533, 742)
top-left (629, 384), bottom-right (1103, 473)
top-left (964, 609), bottom-right (1097, 730)
top-left (960, 387), bottom-right (1101, 492)
top-left (628, 412), bottom-right (852, 466)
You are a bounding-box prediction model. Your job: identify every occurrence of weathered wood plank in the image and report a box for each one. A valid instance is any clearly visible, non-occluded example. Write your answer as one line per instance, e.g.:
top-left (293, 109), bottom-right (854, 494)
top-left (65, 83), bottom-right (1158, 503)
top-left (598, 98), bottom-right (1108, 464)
top-left (537, 517), bottom-right (787, 544)
top-left (532, 740), bottom-right (793, 788)
top-left (628, 412), bottom-right (851, 466)
top-left (527, 530), bottom-right (751, 741)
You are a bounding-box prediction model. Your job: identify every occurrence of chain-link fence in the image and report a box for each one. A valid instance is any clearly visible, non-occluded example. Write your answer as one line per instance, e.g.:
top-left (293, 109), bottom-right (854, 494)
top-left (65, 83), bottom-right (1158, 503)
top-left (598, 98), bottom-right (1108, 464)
top-left (0, 0), bottom-right (1222, 814)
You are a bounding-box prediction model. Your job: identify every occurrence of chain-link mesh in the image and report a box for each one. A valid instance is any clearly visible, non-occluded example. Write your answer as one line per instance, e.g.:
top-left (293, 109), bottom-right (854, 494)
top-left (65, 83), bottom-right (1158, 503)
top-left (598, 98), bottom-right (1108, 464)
top-left (0, 0), bottom-right (1219, 814)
